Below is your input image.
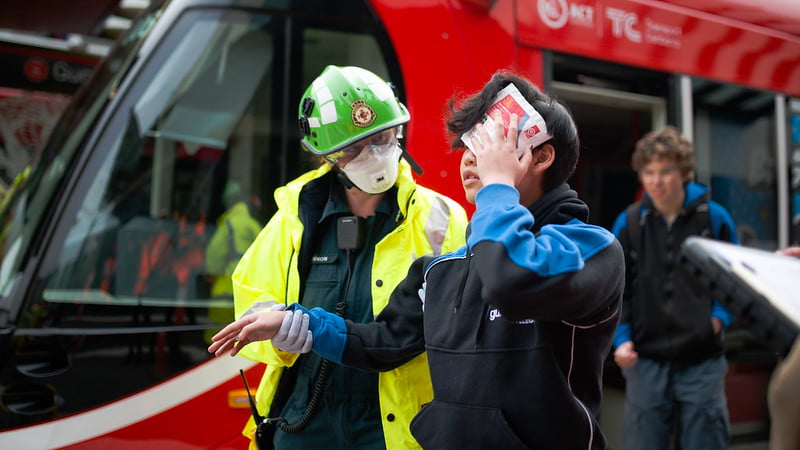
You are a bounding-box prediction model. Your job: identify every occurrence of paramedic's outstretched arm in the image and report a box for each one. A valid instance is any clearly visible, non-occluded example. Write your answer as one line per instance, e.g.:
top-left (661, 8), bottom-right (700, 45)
top-left (208, 310), bottom-right (293, 356)
top-left (271, 307), bottom-right (314, 353)
top-left (291, 256), bottom-right (429, 372)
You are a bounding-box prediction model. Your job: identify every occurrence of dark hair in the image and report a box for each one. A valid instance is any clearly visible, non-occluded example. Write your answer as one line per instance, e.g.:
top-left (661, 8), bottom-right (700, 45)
top-left (446, 70), bottom-right (579, 191)
top-left (630, 125), bottom-right (695, 176)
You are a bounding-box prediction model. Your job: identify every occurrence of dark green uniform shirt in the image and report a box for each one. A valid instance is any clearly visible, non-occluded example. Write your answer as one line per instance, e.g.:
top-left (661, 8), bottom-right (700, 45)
top-left (275, 185), bottom-right (398, 450)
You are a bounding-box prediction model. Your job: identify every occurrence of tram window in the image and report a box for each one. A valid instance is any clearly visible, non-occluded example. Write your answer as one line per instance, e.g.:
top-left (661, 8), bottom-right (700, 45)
top-left (692, 79), bottom-right (777, 250)
top-left (5, 2), bottom-right (400, 428)
top-left (9, 10), bottom-right (279, 421)
top-left (302, 28), bottom-right (390, 90)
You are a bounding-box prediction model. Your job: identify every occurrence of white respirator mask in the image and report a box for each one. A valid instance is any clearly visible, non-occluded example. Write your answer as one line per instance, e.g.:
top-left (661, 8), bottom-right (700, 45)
top-left (339, 142), bottom-right (402, 194)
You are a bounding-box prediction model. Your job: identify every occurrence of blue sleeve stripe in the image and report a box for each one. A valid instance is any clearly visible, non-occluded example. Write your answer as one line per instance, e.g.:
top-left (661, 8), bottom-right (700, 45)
top-left (288, 303), bottom-right (347, 363)
top-left (468, 184), bottom-right (617, 277)
top-left (711, 300), bottom-right (735, 328)
top-left (613, 322), bottom-right (632, 348)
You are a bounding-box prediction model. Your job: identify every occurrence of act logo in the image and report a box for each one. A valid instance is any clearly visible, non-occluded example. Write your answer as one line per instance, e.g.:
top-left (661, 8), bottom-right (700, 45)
top-left (538, 0), bottom-right (569, 29)
top-left (538, 0), bottom-right (595, 30)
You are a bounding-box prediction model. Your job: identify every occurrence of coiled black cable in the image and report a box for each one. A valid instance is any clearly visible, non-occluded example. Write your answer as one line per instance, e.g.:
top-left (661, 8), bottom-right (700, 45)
top-left (266, 248), bottom-right (354, 434)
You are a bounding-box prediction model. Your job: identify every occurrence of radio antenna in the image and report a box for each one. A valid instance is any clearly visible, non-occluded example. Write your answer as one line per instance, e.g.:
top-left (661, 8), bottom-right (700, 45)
top-left (239, 369), bottom-right (263, 424)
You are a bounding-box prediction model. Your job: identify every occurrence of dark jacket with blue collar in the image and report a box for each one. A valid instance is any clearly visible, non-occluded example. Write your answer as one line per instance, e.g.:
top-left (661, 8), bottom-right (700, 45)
top-left (295, 183), bottom-right (624, 449)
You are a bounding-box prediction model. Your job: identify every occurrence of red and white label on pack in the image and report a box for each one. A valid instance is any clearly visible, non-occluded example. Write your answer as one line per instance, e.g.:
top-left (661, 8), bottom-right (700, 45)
top-left (461, 83), bottom-right (551, 158)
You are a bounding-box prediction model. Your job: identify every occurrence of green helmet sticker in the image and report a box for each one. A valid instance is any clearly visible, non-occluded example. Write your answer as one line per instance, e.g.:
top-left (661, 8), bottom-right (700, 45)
top-left (298, 65), bottom-right (410, 156)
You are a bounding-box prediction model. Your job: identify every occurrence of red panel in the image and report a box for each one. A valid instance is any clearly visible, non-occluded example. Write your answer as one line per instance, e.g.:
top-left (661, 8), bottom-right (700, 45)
top-left (517, 0), bottom-right (800, 97)
top-left (725, 362), bottom-right (771, 424)
top-left (516, 46), bottom-right (546, 87)
top-left (369, 0), bottom-right (518, 213)
top-left (661, 0), bottom-right (800, 36)
top-left (59, 365), bottom-right (265, 450)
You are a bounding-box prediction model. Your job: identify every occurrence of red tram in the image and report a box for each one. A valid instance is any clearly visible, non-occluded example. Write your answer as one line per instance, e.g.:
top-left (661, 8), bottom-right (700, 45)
top-left (0, 0), bottom-right (797, 447)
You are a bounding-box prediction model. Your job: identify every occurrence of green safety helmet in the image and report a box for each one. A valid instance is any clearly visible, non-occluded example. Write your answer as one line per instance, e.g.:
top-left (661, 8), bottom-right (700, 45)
top-left (298, 65), bottom-right (410, 157)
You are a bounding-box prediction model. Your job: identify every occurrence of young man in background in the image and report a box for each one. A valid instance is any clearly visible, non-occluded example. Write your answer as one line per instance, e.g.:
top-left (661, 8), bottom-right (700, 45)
top-left (612, 126), bottom-right (738, 450)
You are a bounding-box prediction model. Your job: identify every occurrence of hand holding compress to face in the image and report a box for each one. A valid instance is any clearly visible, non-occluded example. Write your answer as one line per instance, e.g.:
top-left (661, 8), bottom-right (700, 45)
top-left (471, 112), bottom-right (533, 188)
top-left (207, 310), bottom-right (289, 357)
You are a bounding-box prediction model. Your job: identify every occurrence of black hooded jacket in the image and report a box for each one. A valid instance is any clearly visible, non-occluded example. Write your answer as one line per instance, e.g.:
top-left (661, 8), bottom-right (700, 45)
top-left (336, 183), bottom-right (624, 449)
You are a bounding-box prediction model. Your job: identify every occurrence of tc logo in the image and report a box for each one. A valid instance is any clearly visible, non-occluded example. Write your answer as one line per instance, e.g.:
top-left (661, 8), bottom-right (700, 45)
top-left (606, 7), bottom-right (642, 42)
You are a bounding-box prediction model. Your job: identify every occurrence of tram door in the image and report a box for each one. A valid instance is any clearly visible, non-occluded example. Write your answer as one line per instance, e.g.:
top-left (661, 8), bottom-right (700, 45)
top-left (549, 54), bottom-right (670, 231)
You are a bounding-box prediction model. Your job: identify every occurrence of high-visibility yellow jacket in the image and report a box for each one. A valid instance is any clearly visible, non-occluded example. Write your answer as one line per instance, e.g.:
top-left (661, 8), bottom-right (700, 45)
top-left (204, 201), bottom-right (262, 342)
top-left (232, 161), bottom-right (468, 449)
top-left (205, 201), bottom-right (262, 298)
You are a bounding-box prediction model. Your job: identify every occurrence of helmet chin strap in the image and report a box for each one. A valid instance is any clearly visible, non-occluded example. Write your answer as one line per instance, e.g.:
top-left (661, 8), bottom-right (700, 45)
top-left (401, 150), bottom-right (424, 175)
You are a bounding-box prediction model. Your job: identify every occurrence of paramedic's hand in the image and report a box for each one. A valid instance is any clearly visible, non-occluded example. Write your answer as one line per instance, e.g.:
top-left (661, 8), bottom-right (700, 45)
top-left (271, 309), bottom-right (313, 354)
top-left (207, 310), bottom-right (289, 357)
top-left (778, 246), bottom-right (800, 258)
top-left (471, 112), bottom-right (533, 188)
top-left (614, 341), bottom-right (638, 368)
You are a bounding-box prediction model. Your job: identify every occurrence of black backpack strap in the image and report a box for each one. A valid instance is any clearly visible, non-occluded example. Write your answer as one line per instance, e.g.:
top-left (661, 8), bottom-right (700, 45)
top-left (694, 202), bottom-right (713, 237)
top-left (625, 201), bottom-right (642, 263)
top-left (620, 201), bottom-right (643, 324)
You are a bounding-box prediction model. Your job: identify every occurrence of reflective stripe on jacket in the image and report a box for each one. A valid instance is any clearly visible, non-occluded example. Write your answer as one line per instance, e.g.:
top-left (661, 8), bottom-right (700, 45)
top-left (231, 160), bottom-right (468, 449)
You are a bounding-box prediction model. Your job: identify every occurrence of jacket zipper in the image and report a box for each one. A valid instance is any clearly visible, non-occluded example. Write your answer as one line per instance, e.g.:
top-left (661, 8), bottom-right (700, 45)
top-left (452, 247), bottom-right (471, 313)
top-left (474, 303), bottom-right (488, 349)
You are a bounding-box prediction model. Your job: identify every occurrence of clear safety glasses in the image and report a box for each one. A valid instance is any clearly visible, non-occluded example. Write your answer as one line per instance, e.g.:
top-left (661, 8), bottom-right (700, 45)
top-left (326, 129), bottom-right (398, 166)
